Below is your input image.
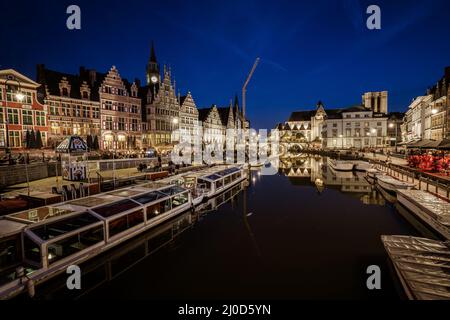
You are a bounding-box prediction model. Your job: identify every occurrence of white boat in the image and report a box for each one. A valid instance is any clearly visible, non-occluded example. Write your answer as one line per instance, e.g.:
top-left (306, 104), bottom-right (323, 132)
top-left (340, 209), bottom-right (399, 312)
top-left (0, 183), bottom-right (192, 299)
top-left (194, 166), bottom-right (247, 199)
top-left (376, 175), bottom-right (415, 194)
top-left (365, 168), bottom-right (386, 184)
top-left (353, 161), bottom-right (372, 172)
top-left (382, 235), bottom-right (450, 300)
top-left (327, 157), bottom-right (354, 171)
top-left (396, 189), bottom-right (450, 240)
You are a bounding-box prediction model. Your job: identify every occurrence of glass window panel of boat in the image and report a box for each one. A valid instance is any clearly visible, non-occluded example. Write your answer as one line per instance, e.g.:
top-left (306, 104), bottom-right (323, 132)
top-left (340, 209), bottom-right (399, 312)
top-left (108, 210), bottom-right (144, 238)
top-left (92, 199), bottom-right (140, 218)
top-left (67, 197), bottom-right (112, 208)
top-left (146, 199), bottom-right (171, 220)
top-left (47, 225), bottom-right (104, 265)
top-left (0, 235), bottom-right (22, 271)
top-left (132, 191), bottom-right (166, 205)
top-left (224, 176), bottom-right (231, 185)
top-left (172, 192), bottom-right (189, 208)
top-left (159, 185), bottom-right (186, 196)
top-left (8, 207), bottom-right (73, 223)
top-left (107, 189), bottom-right (144, 198)
top-left (24, 236), bottom-right (41, 265)
top-left (31, 212), bottom-right (100, 241)
top-left (215, 179), bottom-right (224, 189)
top-left (205, 174), bottom-right (221, 181)
top-left (197, 179), bottom-right (211, 190)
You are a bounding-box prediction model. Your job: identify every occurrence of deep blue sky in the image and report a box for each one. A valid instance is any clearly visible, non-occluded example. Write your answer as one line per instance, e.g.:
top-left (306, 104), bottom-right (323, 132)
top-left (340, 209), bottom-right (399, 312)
top-left (1, 0), bottom-right (450, 128)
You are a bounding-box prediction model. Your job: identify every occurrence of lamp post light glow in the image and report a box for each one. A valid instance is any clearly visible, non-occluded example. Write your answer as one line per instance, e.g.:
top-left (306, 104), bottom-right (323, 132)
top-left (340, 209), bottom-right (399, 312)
top-left (172, 117), bottom-right (179, 125)
top-left (16, 92), bottom-right (24, 102)
top-left (431, 108), bottom-right (438, 115)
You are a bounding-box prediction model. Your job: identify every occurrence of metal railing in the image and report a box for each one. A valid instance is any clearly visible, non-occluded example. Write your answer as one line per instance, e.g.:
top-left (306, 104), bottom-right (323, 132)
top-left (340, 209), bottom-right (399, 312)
top-left (370, 159), bottom-right (450, 199)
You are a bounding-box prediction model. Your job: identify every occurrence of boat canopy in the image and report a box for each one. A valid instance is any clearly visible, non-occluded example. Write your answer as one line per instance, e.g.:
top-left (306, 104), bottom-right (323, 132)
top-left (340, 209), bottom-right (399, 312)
top-left (91, 199), bottom-right (141, 218)
top-left (29, 211), bottom-right (101, 241)
top-left (382, 235), bottom-right (450, 300)
top-left (7, 207), bottom-right (74, 224)
top-left (201, 167), bottom-right (241, 182)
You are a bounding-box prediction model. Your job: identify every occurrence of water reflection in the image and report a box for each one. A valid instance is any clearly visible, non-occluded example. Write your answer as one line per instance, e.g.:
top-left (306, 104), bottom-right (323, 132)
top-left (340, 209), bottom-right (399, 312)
top-left (278, 154), bottom-right (386, 205)
top-left (30, 155), bottom-right (422, 300)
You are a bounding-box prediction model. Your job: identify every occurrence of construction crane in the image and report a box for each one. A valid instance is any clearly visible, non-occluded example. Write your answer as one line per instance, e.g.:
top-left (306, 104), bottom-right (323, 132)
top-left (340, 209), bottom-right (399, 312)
top-left (242, 57), bottom-right (260, 121)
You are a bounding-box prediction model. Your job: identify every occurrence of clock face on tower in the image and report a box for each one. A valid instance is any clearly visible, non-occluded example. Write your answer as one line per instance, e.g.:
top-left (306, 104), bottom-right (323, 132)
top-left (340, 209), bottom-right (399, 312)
top-left (151, 76), bottom-right (158, 84)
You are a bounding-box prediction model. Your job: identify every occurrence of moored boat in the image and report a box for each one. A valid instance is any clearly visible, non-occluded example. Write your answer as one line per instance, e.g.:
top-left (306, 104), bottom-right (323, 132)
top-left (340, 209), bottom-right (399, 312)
top-left (396, 189), bottom-right (450, 240)
top-left (193, 166), bottom-right (247, 199)
top-left (327, 157), bottom-right (354, 171)
top-left (381, 235), bottom-right (450, 300)
top-left (0, 183), bottom-right (192, 299)
top-left (353, 161), bottom-right (372, 172)
top-left (376, 175), bottom-right (415, 194)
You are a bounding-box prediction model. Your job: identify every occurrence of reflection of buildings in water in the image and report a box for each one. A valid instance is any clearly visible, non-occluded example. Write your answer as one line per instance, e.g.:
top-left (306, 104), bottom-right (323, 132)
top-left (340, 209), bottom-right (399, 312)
top-left (280, 154), bottom-right (386, 205)
top-left (322, 166), bottom-right (371, 194)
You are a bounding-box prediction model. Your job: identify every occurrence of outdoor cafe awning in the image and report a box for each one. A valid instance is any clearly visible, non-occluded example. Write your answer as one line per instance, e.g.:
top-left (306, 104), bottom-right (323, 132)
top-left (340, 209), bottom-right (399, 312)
top-left (406, 139), bottom-right (450, 150)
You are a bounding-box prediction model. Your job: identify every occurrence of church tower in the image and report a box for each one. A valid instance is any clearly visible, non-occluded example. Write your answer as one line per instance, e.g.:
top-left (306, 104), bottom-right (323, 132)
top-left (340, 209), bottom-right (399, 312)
top-left (146, 42), bottom-right (160, 85)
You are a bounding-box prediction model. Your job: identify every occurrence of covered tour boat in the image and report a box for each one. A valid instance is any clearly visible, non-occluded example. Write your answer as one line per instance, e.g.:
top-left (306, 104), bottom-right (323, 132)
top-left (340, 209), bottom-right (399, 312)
top-left (0, 183), bottom-right (191, 299)
top-left (396, 190), bottom-right (450, 240)
top-left (382, 235), bottom-right (450, 300)
top-left (376, 175), bottom-right (415, 194)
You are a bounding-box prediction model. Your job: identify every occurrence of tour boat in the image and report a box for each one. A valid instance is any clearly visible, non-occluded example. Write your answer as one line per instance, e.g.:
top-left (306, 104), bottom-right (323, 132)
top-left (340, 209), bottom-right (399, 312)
top-left (353, 161), bottom-right (372, 172)
top-left (0, 183), bottom-right (192, 299)
top-left (382, 235), bottom-right (450, 300)
top-left (365, 168), bottom-right (385, 184)
top-left (193, 166), bottom-right (247, 199)
top-left (327, 157), bottom-right (354, 171)
top-left (376, 175), bottom-right (415, 195)
top-left (396, 189), bottom-right (450, 240)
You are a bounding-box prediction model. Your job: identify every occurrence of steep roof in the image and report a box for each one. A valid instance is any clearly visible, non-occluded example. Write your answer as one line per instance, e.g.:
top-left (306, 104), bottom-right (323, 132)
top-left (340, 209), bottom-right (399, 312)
top-left (216, 107), bottom-right (232, 126)
top-left (288, 110), bottom-right (316, 122)
top-left (198, 107), bottom-right (212, 122)
top-left (36, 64), bottom-right (107, 101)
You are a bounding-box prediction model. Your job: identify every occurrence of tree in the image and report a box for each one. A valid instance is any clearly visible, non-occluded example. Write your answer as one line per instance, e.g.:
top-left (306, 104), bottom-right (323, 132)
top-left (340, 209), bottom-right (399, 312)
top-left (93, 135), bottom-right (99, 150)
top-left (86, 135), bottom-right (93, 149)
top-left (35, 130), bottom-right (43, 149)
top-left (29, 129), bottom-right (36, 149)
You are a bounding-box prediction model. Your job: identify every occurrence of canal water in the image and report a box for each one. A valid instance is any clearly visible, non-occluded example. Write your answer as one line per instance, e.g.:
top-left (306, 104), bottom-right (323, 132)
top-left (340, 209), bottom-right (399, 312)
top-left (34, 156), bottom-right (426, 300)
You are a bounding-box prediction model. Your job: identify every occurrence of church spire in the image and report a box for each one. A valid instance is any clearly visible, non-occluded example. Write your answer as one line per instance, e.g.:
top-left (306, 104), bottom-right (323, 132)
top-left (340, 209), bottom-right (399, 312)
top-left (146, 41), bottom-right (160, 85)
top-left (150, 41), bottom-right (157, 63)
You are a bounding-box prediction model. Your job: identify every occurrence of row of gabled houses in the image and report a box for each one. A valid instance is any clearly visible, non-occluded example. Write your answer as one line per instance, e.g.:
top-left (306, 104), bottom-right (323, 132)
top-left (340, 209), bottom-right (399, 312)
top-left (0, 43), bottom-right (248, 153)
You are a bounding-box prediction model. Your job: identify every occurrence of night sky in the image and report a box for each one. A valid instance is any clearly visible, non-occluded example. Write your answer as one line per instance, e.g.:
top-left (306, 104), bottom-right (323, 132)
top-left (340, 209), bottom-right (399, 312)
top-left (1, 0), bottom-right (450, 129)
